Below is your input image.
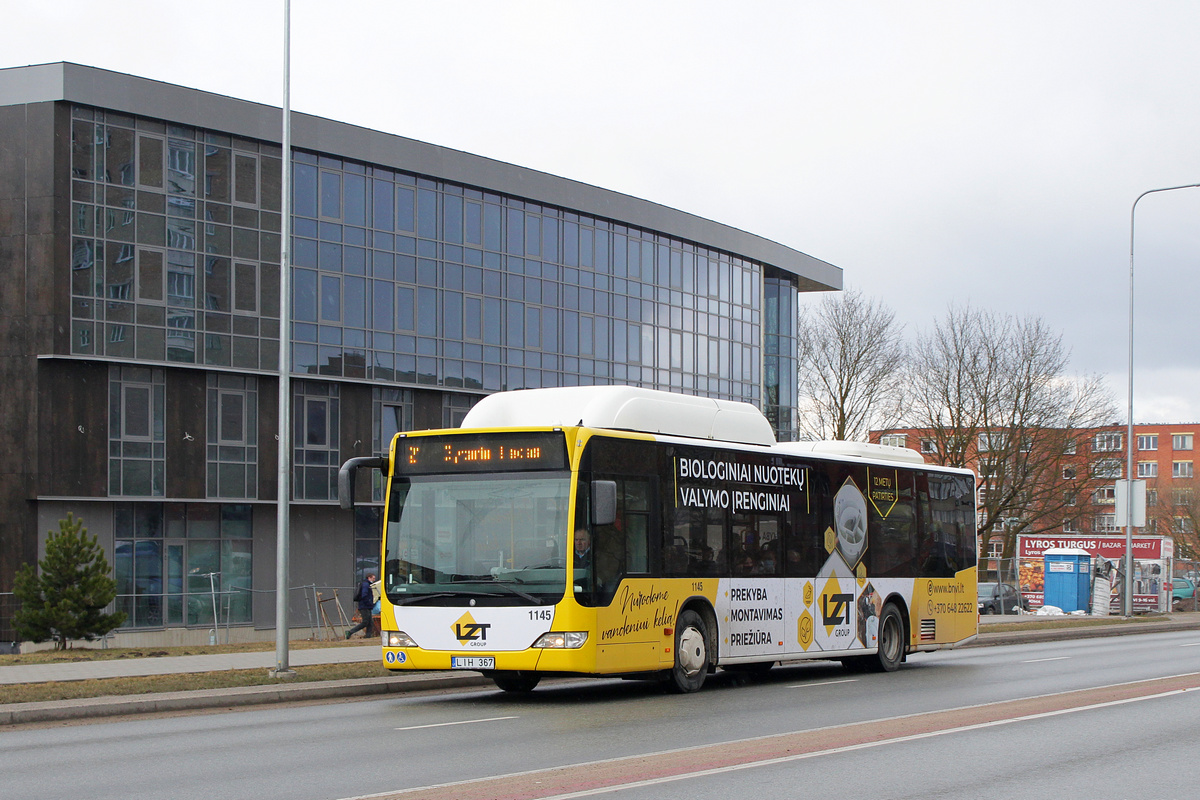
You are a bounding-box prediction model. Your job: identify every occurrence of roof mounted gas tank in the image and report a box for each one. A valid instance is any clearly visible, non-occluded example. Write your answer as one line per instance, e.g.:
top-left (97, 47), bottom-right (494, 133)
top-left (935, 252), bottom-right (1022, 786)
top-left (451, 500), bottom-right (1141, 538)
top-left (775, 440), bottom-right (926, 465)
top-left (460, 386), bottom-right (777, 446)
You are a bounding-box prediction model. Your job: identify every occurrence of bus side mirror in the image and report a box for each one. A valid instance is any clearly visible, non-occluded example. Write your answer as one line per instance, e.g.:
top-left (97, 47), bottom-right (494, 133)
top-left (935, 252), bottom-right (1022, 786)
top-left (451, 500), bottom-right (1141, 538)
top-left (338, 456), bottom-right (389, 509)
top-left (592, 480), bottom-right (617, 526)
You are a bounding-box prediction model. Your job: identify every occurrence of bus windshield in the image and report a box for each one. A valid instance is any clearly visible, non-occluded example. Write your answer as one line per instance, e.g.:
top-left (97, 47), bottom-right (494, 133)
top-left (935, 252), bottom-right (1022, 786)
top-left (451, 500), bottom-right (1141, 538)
top-left (382, 472), bottom-right (572, 606)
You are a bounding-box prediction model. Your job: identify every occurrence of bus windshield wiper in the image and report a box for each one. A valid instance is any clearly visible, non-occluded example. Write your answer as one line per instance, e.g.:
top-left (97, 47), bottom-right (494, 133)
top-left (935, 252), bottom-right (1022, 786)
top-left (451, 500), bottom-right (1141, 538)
top-left (487, 581), bottom-right (543, 605)
top-left (392, 592), bottom-right (457, 605)
top-left (393, 589), bottom-right (503, 605)
top-left (446, 578), bottom-right (544, 605)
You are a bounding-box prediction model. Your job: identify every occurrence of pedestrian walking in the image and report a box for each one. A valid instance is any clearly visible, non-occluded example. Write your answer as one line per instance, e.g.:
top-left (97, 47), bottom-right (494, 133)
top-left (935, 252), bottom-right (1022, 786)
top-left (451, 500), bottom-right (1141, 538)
top-left (345, 573), bottom-right (376, 639)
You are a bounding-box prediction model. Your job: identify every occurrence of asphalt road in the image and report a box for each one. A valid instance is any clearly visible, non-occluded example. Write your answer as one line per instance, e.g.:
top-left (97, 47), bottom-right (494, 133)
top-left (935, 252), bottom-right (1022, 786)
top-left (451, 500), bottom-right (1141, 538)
top-left (5, 630), bottom-right (1199, 800)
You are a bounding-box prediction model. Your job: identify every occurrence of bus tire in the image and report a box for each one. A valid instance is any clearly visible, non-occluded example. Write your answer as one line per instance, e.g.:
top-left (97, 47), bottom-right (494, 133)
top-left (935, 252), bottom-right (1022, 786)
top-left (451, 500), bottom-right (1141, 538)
top-left (869, 603), bottom-right (905, 673)
top-left (491, 671), bottom-right (541, 693)
top-left (667, 609), bottom-right (710, 693)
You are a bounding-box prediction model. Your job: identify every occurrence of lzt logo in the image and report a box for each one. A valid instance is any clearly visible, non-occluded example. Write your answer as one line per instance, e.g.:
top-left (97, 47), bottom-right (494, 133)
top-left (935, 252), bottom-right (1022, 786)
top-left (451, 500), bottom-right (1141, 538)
top-left (455, 622), bottom-right (491, 642)
top-left (822, 593), bottom-right (852, 626)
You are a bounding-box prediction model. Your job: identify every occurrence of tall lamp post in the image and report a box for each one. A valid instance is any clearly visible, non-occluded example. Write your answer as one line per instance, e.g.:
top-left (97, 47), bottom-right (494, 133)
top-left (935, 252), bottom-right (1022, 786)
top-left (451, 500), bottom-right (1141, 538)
top-left (274, 0), bottom-right (295, 676)
top-left (1126, 183), bottom-right (1200, 615)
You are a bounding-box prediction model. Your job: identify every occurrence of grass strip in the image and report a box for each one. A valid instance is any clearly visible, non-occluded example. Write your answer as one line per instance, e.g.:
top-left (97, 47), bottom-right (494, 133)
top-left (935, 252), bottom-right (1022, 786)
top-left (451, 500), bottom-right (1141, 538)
top-left (0, 661), bottom-right (394, 706)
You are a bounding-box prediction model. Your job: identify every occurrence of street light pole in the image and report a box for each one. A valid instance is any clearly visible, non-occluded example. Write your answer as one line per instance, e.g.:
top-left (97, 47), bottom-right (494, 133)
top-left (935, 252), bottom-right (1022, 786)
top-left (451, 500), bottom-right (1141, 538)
top-left (1126, 183), bottom-right (1200, 616)
top-left (274, 0), bottom-right (295, 676)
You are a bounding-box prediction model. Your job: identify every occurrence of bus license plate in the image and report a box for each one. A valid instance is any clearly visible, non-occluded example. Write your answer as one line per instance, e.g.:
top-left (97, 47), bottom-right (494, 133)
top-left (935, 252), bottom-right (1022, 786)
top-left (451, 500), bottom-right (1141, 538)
top-left (451, 657), bottom-right (495, 670)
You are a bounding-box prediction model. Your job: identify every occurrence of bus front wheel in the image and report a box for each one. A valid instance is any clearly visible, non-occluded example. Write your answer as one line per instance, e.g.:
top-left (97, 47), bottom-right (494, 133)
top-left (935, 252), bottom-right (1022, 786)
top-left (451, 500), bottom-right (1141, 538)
top-left (490, 671), bottom-right (541, 693)
top-left (668, 610), bottom-right (710, 693)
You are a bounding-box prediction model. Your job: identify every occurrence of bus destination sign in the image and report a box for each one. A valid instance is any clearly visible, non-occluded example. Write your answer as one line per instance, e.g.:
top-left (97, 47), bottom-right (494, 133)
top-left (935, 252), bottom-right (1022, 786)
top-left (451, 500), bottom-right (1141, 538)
top-left (394, 432), bottom-right (568, 474)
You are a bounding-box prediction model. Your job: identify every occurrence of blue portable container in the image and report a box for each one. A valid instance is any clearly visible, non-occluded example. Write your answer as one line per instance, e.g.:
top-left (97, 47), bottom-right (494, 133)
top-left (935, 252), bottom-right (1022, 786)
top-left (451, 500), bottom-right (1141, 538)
top-left (1043, 547), bottom-right (1092, 612)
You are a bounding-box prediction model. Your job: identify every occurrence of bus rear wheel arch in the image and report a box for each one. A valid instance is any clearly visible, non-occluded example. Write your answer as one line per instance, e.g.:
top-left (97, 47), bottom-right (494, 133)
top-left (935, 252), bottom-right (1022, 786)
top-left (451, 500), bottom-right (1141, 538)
top-left (840, 600), bottom-right (907, 674)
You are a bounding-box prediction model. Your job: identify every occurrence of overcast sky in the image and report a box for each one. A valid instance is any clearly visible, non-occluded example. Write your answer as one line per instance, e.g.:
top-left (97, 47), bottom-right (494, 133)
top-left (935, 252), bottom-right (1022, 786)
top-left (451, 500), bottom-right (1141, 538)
top-left (8, 1), bottom-right (1200, 423)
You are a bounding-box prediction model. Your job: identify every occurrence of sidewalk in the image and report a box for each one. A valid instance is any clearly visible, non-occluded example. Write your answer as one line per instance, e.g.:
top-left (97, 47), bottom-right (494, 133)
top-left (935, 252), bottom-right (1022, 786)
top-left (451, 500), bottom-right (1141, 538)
top-left (0, 643), bottom-right (381, 685)
top-left (1, 613), bottom-right (1197, 725)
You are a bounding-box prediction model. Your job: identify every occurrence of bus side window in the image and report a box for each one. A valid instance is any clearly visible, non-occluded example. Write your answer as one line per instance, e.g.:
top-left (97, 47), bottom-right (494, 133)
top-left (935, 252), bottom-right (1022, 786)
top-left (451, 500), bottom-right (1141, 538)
top-left (871, 471), bottom-right (917, 577)
top-left (731, 513), bottom-right (782, 575)
top-left (785, 465), bottom-right (828, 577)
top-left (670, 506), bottom-right (725, 577)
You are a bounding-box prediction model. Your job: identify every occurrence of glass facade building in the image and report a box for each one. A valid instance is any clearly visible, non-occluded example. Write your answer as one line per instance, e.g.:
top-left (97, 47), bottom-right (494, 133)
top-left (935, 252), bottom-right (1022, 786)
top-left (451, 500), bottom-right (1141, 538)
top-left (0, 63), bottom-right (840, 643)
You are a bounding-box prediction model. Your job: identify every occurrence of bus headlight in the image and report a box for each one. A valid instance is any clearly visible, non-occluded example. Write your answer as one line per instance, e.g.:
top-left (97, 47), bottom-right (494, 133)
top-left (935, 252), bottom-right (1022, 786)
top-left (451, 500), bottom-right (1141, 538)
top-left (386, 631), bottom-right (418, 648)
top-left (532, 631), bottom-right (588, 649)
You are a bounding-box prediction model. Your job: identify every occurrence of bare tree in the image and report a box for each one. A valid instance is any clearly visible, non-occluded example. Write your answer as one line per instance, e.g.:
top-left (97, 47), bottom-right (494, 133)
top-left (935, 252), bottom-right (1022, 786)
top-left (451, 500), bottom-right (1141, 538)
top-left (795, 288), bottom-right (907, 441)
top-left (1150, 488), bottom-right (1200, 561)
top-left (908, 305), bottom-right (1118, 558)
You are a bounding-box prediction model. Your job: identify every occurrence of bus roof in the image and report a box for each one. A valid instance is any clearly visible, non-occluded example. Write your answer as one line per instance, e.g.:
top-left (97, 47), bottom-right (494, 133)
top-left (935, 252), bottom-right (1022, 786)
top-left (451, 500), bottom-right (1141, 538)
top-left (460, 386), bottom-right (777, 446)
top-left (776, 440), bottom-right (927, 465)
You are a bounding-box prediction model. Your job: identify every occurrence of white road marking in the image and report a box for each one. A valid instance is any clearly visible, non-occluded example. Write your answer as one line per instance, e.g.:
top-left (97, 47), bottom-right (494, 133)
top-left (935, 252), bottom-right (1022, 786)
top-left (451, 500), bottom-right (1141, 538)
top-left (395, 715), bottom-right (518, 731)
top-left (1180, 642), bottom-right (1200, 647)
top-left (1022, 656), bottom-right (1071, 663)
top-left (787, 678), bottom-right (858, 688)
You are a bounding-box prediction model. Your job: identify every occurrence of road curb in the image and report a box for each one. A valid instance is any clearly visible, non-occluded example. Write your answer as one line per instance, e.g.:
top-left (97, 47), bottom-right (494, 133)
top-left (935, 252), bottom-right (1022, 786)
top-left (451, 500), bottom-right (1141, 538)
top-left (0, 672), bottom-right (491, 725)
top-left (971, 619), bottom-right (1200, 647)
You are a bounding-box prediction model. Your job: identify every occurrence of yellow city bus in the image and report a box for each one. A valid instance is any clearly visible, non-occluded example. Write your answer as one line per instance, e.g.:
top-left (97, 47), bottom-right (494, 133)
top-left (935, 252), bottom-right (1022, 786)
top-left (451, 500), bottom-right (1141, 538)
top-left (339, 386), bottom-right (977, 693)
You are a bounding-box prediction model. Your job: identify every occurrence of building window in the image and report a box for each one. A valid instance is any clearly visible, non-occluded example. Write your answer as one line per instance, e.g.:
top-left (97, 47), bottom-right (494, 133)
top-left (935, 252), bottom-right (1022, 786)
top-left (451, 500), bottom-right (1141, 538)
top-left (109, 366), bottom-right (166, 497)
top-left (1063, 518), bottom-right (1079, 533)
top-left (1138, 434), bottom-right (1158, 451)
top-left (1092, 486), bottom-right (1116, 505)
top-left (1093, 514), bottom-right (1118, 533)
top-left (207, 374), bottom-right (258, 498)
top-left (1173, 461), bottom-right (1194, 479)
top-left (1063, 439), bottom-right (1077, 455)
top-left (1173, 488), bottom-right (1194, 506)
top-left (1175, 517), bottom-right (1197, 535)
top-left (979, 459), bottom-right (1004, 480)
top-left (1147, 488), bottom-right (1158, 507)
top-left (986, 539), bottom-right (1003, 559)
top-left (372, 387), bottom-right (413, 501)
top-left (442, 393), bottom-right (479, 428)
top-left (113, 502), bottom-right (252, 629)
top-left (1173, 433), bottom-right (1194, 451)
top-left (1137, 461), bottom-right (1158, 478)
top-left (1062, 466), bottom-right (1077, 480)
top-left (1092, 459), bottom-right (1122, 479)
top-left (1064, 490), bottom-right (1077, 506)
top-left (294, 380), bottom-right (340, 500)
top-left (920, 438), bottom-right (936, 454)
top-left (978, 433), bottom-right (1007, 451)
top-left (354, 506), bottom-right (382, 582)
top-left (880, 434), bottom-right (906, 448)
top-left (1093, 433), bottom-right (1122, 453)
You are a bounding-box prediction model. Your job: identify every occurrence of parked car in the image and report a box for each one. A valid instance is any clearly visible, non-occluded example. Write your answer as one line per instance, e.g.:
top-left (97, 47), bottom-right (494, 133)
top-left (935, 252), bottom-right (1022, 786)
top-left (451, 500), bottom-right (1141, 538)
top-left (1172, 577), bottom-right (1197, 609)
top-left (978, 582), bottom-right (1028, 614)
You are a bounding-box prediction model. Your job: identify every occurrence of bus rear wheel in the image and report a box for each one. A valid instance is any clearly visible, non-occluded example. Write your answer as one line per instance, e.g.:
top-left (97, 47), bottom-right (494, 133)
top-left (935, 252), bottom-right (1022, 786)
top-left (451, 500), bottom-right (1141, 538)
top-left (667, 610), bottom-right (710, 693)
top-left (868, 603), bottom-right (905, 672)
top-left (490, 671), bottom-right (541, 693)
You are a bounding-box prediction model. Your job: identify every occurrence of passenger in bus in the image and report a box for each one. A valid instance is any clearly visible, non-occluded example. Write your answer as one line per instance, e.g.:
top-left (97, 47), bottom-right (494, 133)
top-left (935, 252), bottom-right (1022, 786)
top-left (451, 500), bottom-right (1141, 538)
top-left (759, 538), bottom-right (779, 573)
top-left (696, 545), bottom-right (720, 575)
top-left (573, 527), bottom-right (592, 569)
